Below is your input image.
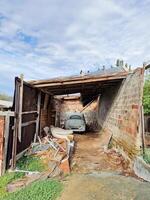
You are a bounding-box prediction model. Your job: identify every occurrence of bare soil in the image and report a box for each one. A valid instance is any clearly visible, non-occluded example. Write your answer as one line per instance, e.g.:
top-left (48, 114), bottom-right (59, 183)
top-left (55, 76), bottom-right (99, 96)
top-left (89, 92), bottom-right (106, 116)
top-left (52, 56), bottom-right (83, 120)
top-left (60, 132), bottom-right (150, 200)
top-left (71, 132), bottom-right (130, 174)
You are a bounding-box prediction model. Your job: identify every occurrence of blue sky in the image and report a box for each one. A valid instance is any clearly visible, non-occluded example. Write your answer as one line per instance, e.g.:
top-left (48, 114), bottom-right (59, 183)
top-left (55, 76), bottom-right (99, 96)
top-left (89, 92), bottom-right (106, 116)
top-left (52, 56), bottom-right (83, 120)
top-left (0, 0), bottom-right (150, 95)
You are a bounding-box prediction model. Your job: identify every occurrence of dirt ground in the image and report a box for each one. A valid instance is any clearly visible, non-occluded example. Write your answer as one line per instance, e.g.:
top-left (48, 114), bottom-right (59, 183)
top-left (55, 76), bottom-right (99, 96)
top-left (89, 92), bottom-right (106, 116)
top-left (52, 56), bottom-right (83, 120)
top-left (60, 173), bottom-right (150, 200)
top-left (60, 132), bottom-right (150, 200)
top-left (71, 132), bottom-right (130, 174)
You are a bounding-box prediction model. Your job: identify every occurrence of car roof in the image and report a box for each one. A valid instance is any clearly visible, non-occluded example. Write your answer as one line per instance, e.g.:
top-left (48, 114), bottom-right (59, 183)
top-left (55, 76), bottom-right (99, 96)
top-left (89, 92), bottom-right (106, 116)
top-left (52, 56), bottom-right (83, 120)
top-left (67, 112), bottom-right (84, 117)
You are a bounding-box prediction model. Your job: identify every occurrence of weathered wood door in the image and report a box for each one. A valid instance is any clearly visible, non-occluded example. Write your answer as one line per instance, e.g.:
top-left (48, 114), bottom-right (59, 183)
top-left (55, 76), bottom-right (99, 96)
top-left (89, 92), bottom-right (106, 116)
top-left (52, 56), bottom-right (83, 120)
top-left (10, 77), bottom-right (41, 168)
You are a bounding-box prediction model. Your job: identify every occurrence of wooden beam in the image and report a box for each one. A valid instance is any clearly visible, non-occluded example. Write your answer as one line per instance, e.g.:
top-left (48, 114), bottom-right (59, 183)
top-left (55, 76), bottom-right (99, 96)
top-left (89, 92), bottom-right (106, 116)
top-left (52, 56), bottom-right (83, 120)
top-left (11, 80), bottom-right (20, 169)
top-left (44, 94), bottom-right (49, 110)
top-left (22, 111), bottom-right (38, 115)
top-left (18, 74), bottom-right (24, 141)
top-left (21, 120), bottom-right (37, 128)
top-left (2, 114), bottom-right (10, 174)
top-left (40, 88), bottom-right (53, 96)
top-left (34, 91), bottom-right (41, 143)
top-left (32, 75), bottom-right (126, 88)
top-left (29, 71), bottom-right (128, 85)
top-left (141, 106), bottom-right (145, 154)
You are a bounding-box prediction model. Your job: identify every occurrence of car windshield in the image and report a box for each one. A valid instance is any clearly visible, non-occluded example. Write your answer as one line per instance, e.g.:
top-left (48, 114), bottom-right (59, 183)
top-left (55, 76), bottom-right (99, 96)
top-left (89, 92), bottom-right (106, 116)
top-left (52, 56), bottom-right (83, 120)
top-left (70, 115), bottom-right (82, 120)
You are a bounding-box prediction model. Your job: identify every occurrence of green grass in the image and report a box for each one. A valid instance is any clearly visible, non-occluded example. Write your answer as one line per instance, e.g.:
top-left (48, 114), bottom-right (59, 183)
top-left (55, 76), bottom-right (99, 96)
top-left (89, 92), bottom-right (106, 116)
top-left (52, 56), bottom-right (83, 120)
top-left (16, 155), bottom-right (48, 172)
top-left (0, 155), bottom-right (48, 199)
top-left (0, 172), bottom-right (25, 199)
top-left (2, 179), bottom-right (63, 200)
top-left (143, 148), bottom-right (150, 164)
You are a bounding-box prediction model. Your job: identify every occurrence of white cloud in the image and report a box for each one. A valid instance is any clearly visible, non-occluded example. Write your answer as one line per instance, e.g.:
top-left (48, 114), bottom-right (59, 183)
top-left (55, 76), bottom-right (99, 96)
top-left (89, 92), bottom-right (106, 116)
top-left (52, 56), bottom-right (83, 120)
top-left (0, 0), bottom-right (150, 94)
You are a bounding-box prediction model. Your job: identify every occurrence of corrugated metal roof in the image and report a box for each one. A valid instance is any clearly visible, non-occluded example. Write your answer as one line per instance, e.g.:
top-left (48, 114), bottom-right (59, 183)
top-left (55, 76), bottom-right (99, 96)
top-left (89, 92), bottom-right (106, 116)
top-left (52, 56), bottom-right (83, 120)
top-left (88, 66), bottom-right (126, 76)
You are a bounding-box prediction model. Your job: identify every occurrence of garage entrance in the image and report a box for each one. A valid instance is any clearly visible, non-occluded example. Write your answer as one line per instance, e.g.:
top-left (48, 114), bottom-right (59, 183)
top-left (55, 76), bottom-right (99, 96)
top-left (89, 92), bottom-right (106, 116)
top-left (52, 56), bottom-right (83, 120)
top-left (28, 69), bottom-right (127, 173)
top-left (9, 67), bottom-right (145, 174)
top-left (9, 68), bottom-right (127, 169)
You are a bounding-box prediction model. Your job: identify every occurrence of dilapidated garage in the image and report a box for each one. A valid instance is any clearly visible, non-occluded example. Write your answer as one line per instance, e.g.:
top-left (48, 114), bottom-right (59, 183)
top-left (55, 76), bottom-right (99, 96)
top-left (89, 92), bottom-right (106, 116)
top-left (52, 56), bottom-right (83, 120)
top-left (0, 66), bottom-right (145, 175)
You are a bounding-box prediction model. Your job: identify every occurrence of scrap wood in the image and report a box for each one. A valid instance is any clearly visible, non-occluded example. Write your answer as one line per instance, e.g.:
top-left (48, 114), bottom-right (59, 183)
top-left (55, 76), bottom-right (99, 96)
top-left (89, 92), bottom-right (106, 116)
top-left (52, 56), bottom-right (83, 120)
top-left (43, 126), bottom-right (67, 152)
top-left (9, 168), bottom-right (40, 175)
top-left (37, 136), bottom-right (42, 144)
top-left (45, 136), bottom-right (66, 152)
top-left (7, 169), bottom-right (58, 193)
top-left (44, 137), bottom-right (58, 151)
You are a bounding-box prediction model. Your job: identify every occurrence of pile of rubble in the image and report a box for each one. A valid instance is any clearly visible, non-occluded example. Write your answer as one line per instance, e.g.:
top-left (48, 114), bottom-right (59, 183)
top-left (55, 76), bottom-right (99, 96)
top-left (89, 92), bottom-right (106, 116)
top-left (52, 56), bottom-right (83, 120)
top-left (33, 127), bottom-right (74, 175)
top-left (7, 126), bottom-right (74, 193)
top-left (31, 126), bottom-right (74, 175)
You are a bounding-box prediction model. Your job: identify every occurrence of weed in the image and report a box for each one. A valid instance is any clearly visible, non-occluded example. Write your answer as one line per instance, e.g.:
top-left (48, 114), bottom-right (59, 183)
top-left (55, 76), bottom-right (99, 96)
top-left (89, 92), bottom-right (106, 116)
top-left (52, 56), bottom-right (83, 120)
top-left (0, 172), bottom-right (24, 199)
top-left (2, 179), bottom-right (63, 200)
top-left (0, 154), bottom-right (47, 198)
top-left (143, 148), bottom-right (150, 164)
top-left (17, 155), bottom-right (48, 172)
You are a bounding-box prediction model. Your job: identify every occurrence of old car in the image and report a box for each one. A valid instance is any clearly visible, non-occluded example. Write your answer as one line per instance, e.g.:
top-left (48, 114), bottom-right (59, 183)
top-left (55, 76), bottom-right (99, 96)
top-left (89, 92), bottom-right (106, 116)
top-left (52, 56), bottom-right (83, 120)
top-left (65, 112), bottom-right (86, 133)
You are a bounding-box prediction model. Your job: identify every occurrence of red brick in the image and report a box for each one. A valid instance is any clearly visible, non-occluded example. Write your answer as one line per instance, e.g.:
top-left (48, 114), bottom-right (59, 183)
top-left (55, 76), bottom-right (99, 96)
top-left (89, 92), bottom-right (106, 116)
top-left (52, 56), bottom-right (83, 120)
top-left (132, 104), bottom-right (139, 110)
top-left (59, 158), bottom-right (70, 174)
top-left (118, 119), bottom-right (123, 125)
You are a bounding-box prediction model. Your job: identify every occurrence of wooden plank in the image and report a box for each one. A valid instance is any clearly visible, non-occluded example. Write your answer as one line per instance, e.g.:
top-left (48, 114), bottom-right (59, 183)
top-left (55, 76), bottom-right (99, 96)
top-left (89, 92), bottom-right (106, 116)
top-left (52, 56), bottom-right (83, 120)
top-left (141, 106), bottom-right (145, 154)
top-left (29, 71), bottom-right (128, 85)
top-left (18, 74), bottom-right (24, 141)
top-left (2, 114), bottom-right (10, 174)
top-left (43, 94), bottom-right (49, 110)
top-left (34, 92), bottom-right (41, 143)
top-left (22, 111), bottom-right (38, 115)
top-left (21, 120), bottom-right (37, 128)
top-left (11, 80), bottom-right (20, 169)
top-left (10, 147), bottom-right (30, 164)
top-left (40, 88), bottom-right (53, 96)
top-left (33, 75), bottom-right (126, 88)
top-left (16, 147), bottom-right (30, 161)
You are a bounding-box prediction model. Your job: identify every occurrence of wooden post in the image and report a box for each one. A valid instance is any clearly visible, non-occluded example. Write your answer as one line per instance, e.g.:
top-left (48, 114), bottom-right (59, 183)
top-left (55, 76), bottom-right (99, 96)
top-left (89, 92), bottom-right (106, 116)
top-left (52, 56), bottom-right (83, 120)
top-left (18, 74), bottom-right (24, 141)
top-left (11, 80), bottom-right (20, 169)
top-left (34, 91), bottom-right (41, 143)
top-left (141, 106), bottom-right (145, 154)
top-left (3, 114), bottom-right (10, 174)
top-left (43, 94), bottom-right (49, 110)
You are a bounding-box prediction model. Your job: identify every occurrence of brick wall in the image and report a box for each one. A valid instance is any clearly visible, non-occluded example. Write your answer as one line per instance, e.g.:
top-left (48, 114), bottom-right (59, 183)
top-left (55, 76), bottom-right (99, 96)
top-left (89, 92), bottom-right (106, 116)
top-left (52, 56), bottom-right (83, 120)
top-left (99, 68), bottom-right (144, 161)
top-left (0, 116), bottom-right (5, 175)
top-left (97, 84), bottom-right (121, 128)
top-left (40, 98), bottom-right (62, 132)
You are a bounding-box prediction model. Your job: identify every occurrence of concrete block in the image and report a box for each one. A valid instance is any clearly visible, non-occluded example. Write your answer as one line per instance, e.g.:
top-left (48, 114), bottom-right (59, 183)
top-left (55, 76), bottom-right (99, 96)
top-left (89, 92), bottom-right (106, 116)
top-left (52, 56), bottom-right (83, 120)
top-left (133, 157), bottom-right (150, 182)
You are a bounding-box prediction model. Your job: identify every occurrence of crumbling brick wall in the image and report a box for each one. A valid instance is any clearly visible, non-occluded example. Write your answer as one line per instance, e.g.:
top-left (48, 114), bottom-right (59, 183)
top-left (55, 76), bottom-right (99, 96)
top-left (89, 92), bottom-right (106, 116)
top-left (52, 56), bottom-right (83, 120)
top-left (0, 116), bottom-right (5, 175)
top-left (99, 68), bottom-right (144, 161)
